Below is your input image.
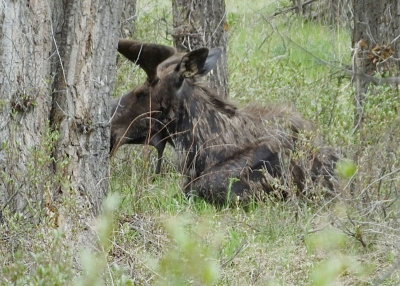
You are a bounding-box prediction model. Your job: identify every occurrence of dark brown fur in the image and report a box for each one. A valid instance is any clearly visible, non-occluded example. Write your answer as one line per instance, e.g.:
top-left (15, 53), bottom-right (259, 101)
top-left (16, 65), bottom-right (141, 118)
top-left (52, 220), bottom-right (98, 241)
top-left (115, 39), bottom-right (338, 204)
top-left (110, 87), bottom-right (174, 173)
top-left (110, 40), bottom-right (176, 173)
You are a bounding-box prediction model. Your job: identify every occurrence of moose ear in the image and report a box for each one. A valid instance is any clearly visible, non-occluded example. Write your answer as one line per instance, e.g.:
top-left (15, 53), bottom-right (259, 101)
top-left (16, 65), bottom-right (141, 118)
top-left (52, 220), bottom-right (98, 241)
top-left (118, 39), bottom-right (176, 82)
top-left (180, 47), bottom-right (222, 78)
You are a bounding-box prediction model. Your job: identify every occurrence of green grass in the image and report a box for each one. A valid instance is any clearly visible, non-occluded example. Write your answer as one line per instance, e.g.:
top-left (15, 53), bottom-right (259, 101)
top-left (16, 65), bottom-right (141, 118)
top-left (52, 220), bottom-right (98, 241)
top-left (107, 1), bottom-right (399, 284)
top-left (107, 0), bottom-right (400, 284)
top-left (1, 0), bottom-right (400, 285)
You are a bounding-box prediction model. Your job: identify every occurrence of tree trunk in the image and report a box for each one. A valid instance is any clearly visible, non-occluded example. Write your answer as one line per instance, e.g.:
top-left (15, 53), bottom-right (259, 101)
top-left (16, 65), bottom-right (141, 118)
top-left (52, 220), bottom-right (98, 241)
top-left (328, 0), bottom-right (351, 25)
top-left (50, 0), bottom-right (123, 213)
top-left (0, 0), bottom-right (53, 214)
top-left (352, 0), bottom-right (400, 128)
top-left (291, 0), bottom-right (352, 25)
top-left (172, 0), bottom-right (229, 98)
top-left (0, 0), bottom-right (124, 216)
top-left (120, 0), bottom-right (136, 38)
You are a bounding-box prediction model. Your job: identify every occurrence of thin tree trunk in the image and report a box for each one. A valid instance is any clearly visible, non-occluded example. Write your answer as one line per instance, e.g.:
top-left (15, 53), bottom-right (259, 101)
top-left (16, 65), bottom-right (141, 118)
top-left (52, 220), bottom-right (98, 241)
top-left (291, 0), bottom-right (351, 25)
top-left (120, 0), bottom-right (136, 38)
top-left (352, 0), bottom-right (400, 129)
top-left (172, 0), bottom-right (229, 98)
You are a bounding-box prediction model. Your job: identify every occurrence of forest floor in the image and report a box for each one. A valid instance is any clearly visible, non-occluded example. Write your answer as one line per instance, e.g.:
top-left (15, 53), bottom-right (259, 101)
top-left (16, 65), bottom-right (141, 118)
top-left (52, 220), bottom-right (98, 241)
top-left (1, 0), bottom-right (399, 285)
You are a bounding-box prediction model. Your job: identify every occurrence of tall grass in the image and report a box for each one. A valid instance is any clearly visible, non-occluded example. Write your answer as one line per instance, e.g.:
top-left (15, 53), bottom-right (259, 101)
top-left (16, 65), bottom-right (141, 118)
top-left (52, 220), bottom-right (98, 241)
top-left (1, 0), bottom-right (399, 285)
top-left (109, 0), bottom-right (399, 284)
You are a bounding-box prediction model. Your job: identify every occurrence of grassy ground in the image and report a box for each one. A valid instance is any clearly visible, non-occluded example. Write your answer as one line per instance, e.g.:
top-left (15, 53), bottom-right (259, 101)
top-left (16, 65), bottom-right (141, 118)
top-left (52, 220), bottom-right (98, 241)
top-left (1, 0), bottom-right (399, 285)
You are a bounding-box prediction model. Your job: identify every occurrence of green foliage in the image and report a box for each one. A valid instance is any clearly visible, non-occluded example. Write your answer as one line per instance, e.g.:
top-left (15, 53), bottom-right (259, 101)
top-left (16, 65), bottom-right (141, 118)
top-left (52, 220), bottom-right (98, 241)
top-left (109, 0), bottom-right (400, 284)
top-left (75, 193), bottom-right (134, 286)
top-left (2, 0), bottom-right (400, 285)
top-left (154, 216), bottom-right (221, 285)
top-left (134, 0), bottom-right (172, 44)
top-left (0, 193), bottom-right (133, 286)
top-left (306, 228), bottom-right (371, 286)
top-left (336, 159), bottom-right (357, 179)
top-left (0, 122), bottom-right (67, 220)
top-left (1, 214), bottom-right (74, 285)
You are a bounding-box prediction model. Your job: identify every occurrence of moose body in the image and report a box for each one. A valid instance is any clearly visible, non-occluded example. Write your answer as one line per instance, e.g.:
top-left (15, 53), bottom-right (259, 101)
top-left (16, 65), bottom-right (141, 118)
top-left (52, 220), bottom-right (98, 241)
top-left (114, 39), bottom-right (337, 205)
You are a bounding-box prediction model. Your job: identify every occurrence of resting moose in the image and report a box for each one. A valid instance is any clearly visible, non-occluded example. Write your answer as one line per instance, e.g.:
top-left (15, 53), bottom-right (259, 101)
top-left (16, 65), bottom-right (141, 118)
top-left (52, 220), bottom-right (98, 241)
top-left (114, 39), bottom-right (337, 205)
top-left (110, 43), bottom-right (176, 173)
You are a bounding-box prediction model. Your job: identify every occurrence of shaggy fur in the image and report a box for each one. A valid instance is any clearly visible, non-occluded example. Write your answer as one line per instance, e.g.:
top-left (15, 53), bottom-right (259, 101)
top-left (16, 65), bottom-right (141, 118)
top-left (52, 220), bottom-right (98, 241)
top-left (115, 39), bottom-right (338, 205)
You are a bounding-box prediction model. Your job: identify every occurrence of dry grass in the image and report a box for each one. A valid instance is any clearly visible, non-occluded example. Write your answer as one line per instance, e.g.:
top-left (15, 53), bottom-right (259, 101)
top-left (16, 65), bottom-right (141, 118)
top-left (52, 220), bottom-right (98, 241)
top-left (1, 0), bottom-right (399, 285)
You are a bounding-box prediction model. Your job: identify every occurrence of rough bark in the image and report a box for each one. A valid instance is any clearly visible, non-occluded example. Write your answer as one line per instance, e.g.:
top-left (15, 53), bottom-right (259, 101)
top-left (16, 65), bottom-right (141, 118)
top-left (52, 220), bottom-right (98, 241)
top-left (172, 0), bottom-right (228, 98)
top-left (120, 0), bottom-right (136, 37)
top-left (0, 0), bottom-right (123, 216)
top-left (0, 0), bottom-right (53, 213)
top-left (51, 0), bottom-right (123, 213)
top-left (291, 0), bottom-right (351, 25)
top-left (352, 0), bottom-right (400, 128)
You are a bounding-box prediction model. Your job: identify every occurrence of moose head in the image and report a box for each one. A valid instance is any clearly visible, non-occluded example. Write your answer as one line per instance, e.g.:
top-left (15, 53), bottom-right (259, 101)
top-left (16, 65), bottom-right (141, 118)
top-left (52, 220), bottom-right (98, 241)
top-left (110, 40), bottom-right (177, 173)
top-left (110, 40), bottom-right (223, 173)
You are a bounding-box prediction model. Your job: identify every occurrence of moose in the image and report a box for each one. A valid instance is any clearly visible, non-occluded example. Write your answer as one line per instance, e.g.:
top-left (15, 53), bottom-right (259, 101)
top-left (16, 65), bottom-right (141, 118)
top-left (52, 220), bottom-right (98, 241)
top-left (111, 39), bottom-right (338, 205)
top-left (110, 43), bottom-right (176, 173)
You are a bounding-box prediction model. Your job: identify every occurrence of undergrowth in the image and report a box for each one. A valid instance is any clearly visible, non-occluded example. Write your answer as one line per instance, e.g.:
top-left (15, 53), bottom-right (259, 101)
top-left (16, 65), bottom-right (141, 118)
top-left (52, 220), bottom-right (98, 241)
top-left (1, 0), bottom-right (399, 285)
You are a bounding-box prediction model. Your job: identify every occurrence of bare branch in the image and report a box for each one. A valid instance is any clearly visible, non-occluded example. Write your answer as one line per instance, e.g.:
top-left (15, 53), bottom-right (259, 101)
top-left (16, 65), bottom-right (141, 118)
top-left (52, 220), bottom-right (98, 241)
top-left (267, 0), bottom-right (320, 19)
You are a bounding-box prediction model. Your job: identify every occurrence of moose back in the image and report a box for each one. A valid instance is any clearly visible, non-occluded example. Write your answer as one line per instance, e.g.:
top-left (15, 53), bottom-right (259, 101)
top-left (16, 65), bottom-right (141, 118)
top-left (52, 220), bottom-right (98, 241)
top-left (111, 39), bottom-right (337, 205)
